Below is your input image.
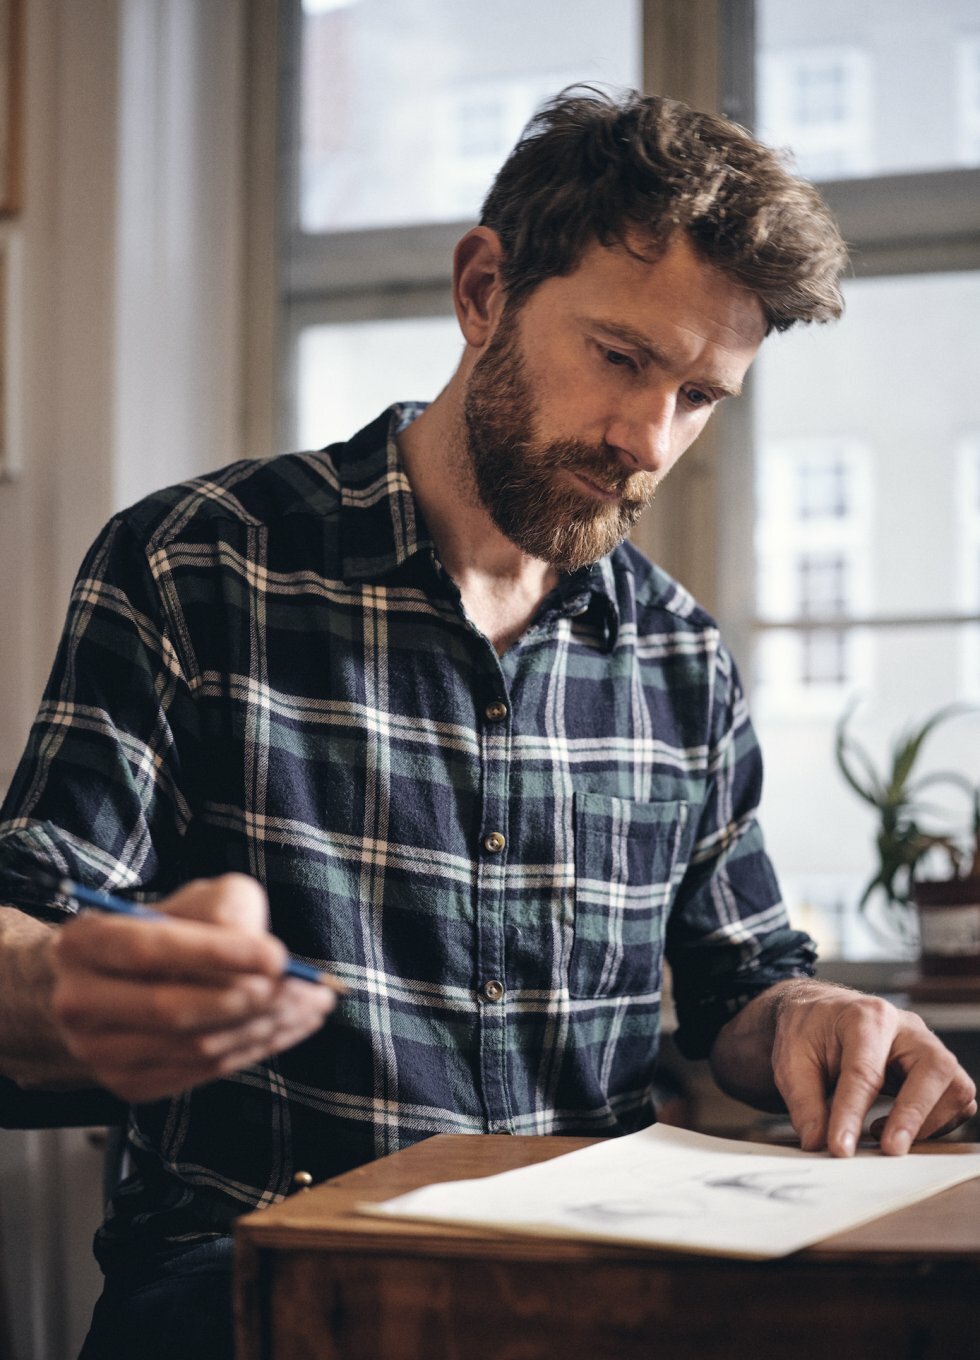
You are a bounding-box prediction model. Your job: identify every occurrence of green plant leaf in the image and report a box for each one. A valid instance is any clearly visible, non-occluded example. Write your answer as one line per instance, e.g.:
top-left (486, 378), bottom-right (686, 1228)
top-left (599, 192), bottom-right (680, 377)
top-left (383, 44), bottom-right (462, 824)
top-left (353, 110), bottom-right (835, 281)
top-left (835, 700), bottom-right (980, 910)
top-left (887, 703), bottom-right (972, 796)
top-left (834, 704), bottom-right (885, 805)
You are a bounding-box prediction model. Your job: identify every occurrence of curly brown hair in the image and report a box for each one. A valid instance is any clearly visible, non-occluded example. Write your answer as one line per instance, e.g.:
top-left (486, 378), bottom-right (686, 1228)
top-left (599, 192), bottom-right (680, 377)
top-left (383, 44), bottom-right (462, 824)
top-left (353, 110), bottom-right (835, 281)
top-left (479, 87), bottom-right (848, 334)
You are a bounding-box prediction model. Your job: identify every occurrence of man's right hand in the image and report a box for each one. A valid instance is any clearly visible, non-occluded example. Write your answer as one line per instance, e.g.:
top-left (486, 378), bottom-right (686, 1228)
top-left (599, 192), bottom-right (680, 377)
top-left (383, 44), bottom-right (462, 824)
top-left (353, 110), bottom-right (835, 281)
top-left (47, 873), bottom-right (338, 1102)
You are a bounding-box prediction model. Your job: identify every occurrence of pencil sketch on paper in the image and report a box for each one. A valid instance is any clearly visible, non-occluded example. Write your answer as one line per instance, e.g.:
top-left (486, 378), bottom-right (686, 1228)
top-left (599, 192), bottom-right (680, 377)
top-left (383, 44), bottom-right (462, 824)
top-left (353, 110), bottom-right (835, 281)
top-left (567, 1167), bottom-right (820, 1229)
top-left (569, 1190), bottom-right (708, 1225)
top-left (702, 1169), bottom-right (820, 1205)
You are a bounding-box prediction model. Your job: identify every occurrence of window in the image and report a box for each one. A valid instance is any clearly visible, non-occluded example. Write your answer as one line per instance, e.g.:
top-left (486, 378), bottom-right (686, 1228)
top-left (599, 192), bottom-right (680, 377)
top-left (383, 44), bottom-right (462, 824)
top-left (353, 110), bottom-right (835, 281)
top-left (955, 436), bottom-right (980, 605)
top-left (282, 0), bottom-right (642, 450)
top-left (751, 0), bottom-right (980, 958)
top-left (798, 553), bottom-right (848, 618)
top-left (800, 629), bottom-right (848, 688)
top-left (958, 35), bottom-right (980, 165)
top-left (797, 454), bottom-right (849, 520)
top-left (759, 46), bottom-right (872, 179)
top-left (755, 438), bottom-right (871, 715)
top-left (957, 435), bottom-right (980, 692)
top-left (296, 315), bottom-right (463, 449)
top-left (758, 0), bottom-right (980, 179)
top-left (430, 77), bottom-right (591, 221)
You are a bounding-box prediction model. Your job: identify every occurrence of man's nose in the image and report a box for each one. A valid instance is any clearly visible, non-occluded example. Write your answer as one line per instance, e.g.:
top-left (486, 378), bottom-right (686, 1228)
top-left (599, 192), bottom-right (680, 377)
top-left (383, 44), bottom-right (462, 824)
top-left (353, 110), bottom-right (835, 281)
top-left (605, 395), bottom-right (675, 475)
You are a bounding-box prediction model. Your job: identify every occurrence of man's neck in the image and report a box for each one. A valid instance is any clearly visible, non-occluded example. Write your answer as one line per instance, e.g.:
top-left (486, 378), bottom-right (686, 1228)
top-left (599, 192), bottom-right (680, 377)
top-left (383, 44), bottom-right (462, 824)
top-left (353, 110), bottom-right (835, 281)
top-left (395, 389), bottom-right (559, 654)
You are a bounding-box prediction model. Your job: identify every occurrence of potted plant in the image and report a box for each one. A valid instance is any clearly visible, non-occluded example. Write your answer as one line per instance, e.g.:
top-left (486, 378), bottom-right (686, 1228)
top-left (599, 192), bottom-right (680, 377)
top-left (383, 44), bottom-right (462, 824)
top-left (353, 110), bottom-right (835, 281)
top-left (835, 701), bottom-right (980, 974)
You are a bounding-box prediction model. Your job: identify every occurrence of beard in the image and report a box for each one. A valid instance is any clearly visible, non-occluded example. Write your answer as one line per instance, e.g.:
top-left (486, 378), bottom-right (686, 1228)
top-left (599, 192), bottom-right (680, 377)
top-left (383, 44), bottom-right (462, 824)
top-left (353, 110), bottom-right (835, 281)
top-left (461, 306), bottom-right (658, 573)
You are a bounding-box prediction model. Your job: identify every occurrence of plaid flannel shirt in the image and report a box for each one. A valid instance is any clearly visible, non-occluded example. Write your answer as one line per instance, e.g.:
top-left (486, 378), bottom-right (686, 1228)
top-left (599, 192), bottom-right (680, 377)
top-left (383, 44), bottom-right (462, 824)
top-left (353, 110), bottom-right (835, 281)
top-left (0, 404), bottom-right (814, 1259)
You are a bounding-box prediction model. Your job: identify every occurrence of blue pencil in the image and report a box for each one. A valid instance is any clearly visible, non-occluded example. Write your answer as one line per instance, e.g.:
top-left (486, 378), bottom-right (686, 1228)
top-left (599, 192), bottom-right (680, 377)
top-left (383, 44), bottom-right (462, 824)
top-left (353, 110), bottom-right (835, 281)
top-left (28, 870), bottom-right (344, 992)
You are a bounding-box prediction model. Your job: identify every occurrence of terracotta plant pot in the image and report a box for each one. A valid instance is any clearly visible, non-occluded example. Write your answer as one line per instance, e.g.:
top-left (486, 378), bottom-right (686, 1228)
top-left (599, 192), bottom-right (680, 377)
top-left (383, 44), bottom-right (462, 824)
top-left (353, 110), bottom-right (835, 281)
top-left (913, 877), bottom-right (980, 975)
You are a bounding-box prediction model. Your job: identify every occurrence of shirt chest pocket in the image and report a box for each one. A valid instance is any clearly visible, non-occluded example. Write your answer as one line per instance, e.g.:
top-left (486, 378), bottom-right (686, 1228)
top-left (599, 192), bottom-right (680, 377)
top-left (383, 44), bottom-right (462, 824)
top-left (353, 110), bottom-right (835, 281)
top-left (569, 794), bottom-right (689, 1000)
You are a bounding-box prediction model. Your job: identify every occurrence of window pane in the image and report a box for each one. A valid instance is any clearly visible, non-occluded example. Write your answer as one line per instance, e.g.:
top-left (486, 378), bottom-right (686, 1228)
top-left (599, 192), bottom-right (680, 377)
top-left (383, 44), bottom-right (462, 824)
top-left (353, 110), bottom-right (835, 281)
top-left (752, 272), bottom-right (980, 958)
top-left (296, 316), bottom-right (462, 448)
top-left (299, 0), bottom-right (642, 231)
top-left (756, 624), bottom-right (980, 960)
top-left (757, 0), bottom-right (980, 180)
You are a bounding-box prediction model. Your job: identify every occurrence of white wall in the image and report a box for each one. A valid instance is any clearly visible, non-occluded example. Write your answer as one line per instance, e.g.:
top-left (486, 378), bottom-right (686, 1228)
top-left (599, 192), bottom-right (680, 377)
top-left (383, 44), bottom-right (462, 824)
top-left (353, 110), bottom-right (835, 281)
top-left (0, 2), bottom-right (253, 1355)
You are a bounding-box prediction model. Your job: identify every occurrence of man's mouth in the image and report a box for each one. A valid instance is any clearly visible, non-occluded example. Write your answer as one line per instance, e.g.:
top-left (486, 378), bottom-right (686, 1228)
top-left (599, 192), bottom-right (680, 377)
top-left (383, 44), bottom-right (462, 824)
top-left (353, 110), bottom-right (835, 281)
top-left (568, 470), bottom-right (624, 503)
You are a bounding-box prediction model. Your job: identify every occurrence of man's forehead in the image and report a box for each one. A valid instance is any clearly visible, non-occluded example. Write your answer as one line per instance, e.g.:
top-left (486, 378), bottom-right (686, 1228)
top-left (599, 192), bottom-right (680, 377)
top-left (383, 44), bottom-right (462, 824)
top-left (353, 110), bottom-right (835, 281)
top-left (538, 233), bottom-right (766, 371)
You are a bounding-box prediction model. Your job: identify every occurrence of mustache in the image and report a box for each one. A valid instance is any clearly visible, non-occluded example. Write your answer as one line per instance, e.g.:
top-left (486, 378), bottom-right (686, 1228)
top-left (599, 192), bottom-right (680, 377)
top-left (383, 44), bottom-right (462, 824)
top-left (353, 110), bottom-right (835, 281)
top-left (557, 443), bottom-right (655, 500)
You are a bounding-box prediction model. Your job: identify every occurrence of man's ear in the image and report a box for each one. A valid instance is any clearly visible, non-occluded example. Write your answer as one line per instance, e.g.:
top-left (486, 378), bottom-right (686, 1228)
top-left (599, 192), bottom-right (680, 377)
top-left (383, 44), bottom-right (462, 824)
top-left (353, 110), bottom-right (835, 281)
top-left (453, 227), bottom-right (507, 348)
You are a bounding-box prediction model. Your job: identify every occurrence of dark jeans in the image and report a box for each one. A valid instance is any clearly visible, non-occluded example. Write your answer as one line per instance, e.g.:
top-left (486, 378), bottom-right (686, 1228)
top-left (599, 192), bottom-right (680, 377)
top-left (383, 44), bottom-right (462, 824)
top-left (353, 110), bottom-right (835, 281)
top-left (78, 1237), bottom-right (234, 1360)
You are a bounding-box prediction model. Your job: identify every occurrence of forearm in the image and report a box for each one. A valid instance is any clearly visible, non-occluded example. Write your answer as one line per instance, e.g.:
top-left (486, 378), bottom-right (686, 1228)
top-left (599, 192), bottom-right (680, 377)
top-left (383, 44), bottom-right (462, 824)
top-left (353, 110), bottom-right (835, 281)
top-left (708, 976), bottom-right (837, 1112)
top-left (0, 905), bottom-right (93, 1088)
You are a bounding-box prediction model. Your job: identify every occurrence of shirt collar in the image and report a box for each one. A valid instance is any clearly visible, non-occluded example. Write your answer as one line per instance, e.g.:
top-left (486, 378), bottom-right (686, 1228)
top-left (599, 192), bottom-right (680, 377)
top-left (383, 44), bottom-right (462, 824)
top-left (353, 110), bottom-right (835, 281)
top-left (536, 555), bottom-right (621, 652)
top-left (338, 404), bottom-right (621, 650)
top-left (339, 403), bottom-right (436, 582)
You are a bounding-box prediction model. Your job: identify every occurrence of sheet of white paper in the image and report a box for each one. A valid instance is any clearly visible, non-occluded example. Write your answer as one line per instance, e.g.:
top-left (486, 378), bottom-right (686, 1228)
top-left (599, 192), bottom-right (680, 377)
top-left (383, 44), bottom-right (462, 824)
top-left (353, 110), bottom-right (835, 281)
top-left (362, 1125), bottom-right (980, 1258)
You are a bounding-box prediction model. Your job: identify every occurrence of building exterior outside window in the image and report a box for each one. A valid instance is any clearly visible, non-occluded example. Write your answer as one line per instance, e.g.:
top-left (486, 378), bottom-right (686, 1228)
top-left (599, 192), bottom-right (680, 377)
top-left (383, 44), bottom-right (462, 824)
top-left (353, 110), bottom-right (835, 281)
top-left (759, 46), bottom-right (872, 179)
top-left (755, 437), bottom-right (871, 721)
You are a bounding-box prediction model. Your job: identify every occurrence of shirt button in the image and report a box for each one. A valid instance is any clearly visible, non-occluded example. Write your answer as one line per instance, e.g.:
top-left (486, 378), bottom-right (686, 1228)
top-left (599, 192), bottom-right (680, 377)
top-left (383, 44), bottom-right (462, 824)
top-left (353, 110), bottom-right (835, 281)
top-left (485, 701), bottom-right (508, 722)
top-left (483, 831), bottom-right (506, 853)
top-left (480, 979), bottom-right (505, 1002)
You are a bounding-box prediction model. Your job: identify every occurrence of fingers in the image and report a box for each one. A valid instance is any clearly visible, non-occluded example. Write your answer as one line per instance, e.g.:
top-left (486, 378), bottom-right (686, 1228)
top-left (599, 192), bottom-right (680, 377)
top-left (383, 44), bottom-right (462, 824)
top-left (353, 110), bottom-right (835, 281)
top-left (53, 967), bottom-right (281, 1033)
top-left (48, 874), bottom-right (339, 1102)
top-left (56, 908), bottom-right (288, 983)
top-left (870, 1096), bottom-right (979, 1147)
top-left (823, 996), bottom-right (898, 1156)
top-left (869, 1025), bottom-right (977, 1153)
top-left (769, 985), bottom-right (843, 1152)
top-left (828, 1007), bottom-right (977, 1155)
top-left (58, 979), bottom-right (335, 1102)
top-left (773, 984), bottom-right (978, 1157)
top-left (64, 873), bottom-right (286, 978)
top-left (773, 1048), bottom-right (832, 1153)
top-left (53, 968), bottom-right (336, 1102)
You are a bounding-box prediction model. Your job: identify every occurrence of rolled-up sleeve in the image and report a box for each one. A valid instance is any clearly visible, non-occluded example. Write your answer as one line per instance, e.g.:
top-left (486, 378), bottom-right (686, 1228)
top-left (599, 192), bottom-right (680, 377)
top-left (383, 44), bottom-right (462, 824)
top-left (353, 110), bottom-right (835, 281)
top-left (0, 516), bottom-right (195, 918)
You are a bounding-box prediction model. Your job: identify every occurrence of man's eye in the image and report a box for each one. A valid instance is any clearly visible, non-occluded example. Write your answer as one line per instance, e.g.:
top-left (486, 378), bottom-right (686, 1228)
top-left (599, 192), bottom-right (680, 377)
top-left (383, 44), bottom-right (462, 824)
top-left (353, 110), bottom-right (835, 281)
top-left (603, 349), bottom-right (636, 370)
top-left (684, 387), bottom-right (713, 408)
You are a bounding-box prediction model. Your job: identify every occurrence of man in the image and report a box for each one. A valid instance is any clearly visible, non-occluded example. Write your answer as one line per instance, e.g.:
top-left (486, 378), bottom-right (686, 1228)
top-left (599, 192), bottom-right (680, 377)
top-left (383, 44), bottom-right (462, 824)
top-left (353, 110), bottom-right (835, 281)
top-left (0, 89), bottom-right (975, 1357)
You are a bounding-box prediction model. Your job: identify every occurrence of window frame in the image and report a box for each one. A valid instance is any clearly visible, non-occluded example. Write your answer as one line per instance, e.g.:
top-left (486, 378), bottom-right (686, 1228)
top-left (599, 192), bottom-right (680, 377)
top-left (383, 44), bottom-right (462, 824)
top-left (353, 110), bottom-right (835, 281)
top-left (743, 167), bottom-right (980, 692)
top-left (272, 0), bottom-right (980, 967)
top-left (275, 0), bottom-right (755, 457)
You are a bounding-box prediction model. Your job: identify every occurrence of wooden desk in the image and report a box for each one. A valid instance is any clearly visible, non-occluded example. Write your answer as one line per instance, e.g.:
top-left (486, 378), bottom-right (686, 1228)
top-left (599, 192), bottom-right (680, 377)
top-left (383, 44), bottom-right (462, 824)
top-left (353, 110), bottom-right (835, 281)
top-left (234, 1135), bottom-right (980, 1360)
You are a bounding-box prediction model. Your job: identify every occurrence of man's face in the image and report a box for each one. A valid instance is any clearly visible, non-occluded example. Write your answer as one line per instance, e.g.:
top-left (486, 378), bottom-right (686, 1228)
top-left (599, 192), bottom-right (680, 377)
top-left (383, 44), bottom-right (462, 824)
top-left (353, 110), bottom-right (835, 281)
top-left (462, 232), bottom-right (766, 572)
top-left (463, 304), bottom-right (653, 572)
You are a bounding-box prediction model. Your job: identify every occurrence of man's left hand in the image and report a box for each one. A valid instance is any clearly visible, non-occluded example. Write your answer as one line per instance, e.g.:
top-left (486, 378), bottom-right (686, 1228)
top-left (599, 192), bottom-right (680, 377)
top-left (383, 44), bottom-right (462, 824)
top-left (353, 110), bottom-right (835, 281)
top-left (711, 979), bottom-right (978, 1155)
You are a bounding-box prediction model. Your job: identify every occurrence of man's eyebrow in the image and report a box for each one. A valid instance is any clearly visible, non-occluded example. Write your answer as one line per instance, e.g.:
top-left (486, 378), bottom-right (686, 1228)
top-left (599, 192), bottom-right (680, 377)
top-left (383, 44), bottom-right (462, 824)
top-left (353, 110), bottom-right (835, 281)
top-left (588, 319), bottom-right (744, 398)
